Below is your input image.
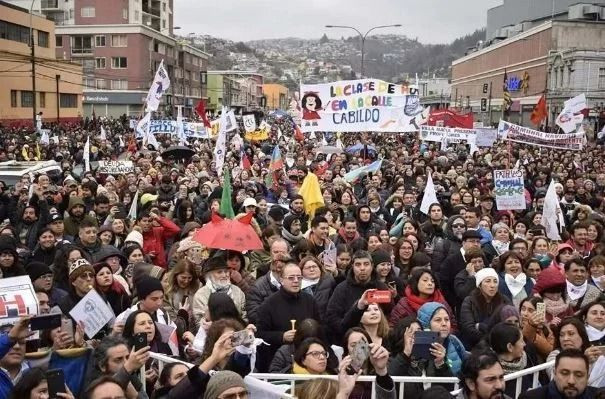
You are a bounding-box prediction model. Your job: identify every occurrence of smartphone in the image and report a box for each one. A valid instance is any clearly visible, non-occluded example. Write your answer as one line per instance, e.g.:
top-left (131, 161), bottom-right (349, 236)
top-left (61, 318), bottom-right (74, 341)
top-left (348, 339), bottom-right (370, 373)
top-left (536, 302), bottom-right (546, 321)
top-left (231, 329), bottom-right (254, 347)
top-left (131, 332), bottom-right (147, 351)
top-left (46, 368), bottom-right (66, 399)
top-left (366, 290), bottom-right (391, 304)
top-left (181, 295), bottom-right (189, 306)
top-left (30, 314), bottom-right (62, 331)
top-left (412, 331), bottom-right (440, 360)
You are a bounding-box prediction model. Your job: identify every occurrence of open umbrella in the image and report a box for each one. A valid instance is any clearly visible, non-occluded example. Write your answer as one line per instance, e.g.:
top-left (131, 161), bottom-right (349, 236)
top-left (193, 212), bottom-right (263, 252)
top-left (161, 145), bottom-right (196, 160)
top-left (346, 143), bottom-right (377, 155)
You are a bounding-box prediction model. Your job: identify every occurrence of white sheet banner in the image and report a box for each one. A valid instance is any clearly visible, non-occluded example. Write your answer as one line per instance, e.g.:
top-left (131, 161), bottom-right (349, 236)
top-left (299, 79), bottom-right (427, 132)
top-left (493, 169), bottom-right (526, 211)
top-left (98, 160), bottom-right (135, 174)
top-left (497, 120), bottom-right (585, 150)
top-left (419, 125), bottom-right (478, 144)
top-left (135, 120), bottom-right (210, 139)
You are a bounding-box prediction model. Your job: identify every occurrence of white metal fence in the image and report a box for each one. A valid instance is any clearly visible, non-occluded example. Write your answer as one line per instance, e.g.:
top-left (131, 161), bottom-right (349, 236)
top-left (149, 352), bottom-right (554, 399)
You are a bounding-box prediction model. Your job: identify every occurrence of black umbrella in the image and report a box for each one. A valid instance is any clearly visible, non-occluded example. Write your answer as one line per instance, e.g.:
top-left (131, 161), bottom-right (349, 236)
top-left (161, 146), bottom-right (196, 160)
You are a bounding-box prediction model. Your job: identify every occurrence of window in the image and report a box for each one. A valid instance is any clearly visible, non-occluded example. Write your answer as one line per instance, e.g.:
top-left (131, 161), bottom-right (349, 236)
top-left (599, 68), bottom-right (605, 89)
top-left (162, 19), bottom-right (166, 28)
top-left (95, 57), bottom-right (106, 69)
top-left (37, 31), bottom-right (49, 47)
top-left (111, 34), bottom-right (127, 47)
top-left (122, 8), bottom-right (128, 19)
top-left (111, 79), bottom-right (128, 90)
top-left (95, 35), bottom-right (105, 47)
top-left (10, 90), bottom-right (17, 108)
top-left (95, 79), bottom-right (107, 89)
top-left (111, 57), bottom-right (127, 69)
top-left (60, 93), bottom-right (77, 108)
top-left (0, 20), bottom-right (30, 44)
top-left (55, 35), bottom-right (63, 47)
top-left (81, 7), bottom-right (95, 17)
top-left (201, 71), bottom-right (207, 84)
top-left (157, 43), bottom-right (165, 55)
top-left (39, 92), bottom-right (46, 108)
top-left (84, 78), bottom-right (95, 89)
top-left (72, 36), bottom-right (93, 54)
top-left (21, 91), bottom-right (34, 107)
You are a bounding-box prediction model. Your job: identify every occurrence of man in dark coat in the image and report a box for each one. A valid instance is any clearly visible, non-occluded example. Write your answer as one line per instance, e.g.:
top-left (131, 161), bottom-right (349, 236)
top-left (256, 262), bottom-right (321, 372)
top-left (325, 250), bottom-right (392, 344)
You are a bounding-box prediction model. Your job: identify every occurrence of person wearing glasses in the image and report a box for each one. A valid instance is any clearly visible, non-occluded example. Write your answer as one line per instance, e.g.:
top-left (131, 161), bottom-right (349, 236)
top-left (431, 215), bottom-right (467, 275)
top-left (292, 337), bottom-right (333, 375)
top-left (255, 261), bottom-right (321, 373)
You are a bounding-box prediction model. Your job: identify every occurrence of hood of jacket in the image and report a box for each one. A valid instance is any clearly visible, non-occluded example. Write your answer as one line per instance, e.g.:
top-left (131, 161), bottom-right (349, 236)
top-left (67, 196), bottom-right (86, 213)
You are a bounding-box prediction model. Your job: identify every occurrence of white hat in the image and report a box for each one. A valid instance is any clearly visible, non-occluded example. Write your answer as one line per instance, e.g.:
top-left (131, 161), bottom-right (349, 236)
top-left (125, 230), bottom-right (144, 248)
top-left (475, 267), bottom-right (499, 287)
top-left (243, 198), bottom-right (257, 208)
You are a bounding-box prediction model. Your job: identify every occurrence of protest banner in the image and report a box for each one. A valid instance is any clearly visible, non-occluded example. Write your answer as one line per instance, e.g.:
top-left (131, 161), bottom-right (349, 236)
top-left (69, 289), bottom-right (115, 339)
top-left (497, 120), bottom-right (585, 150)
top-left (98, 160), bottom-right (135, 175)
top-left (493, 169), bottom-right (526, 210)
top-left (0, 276), bottom-right (38, 326)
top-left (299, 79), bottom-right (427, 133)
top-left (245, 130), bottom-right (269, 142)
top-left (475, 128), bottom-right (498, 147)
top-left (419, 125), bottom-right (477, 143)
top-left (136, 120), bottom-right (210, 139)
top-left (243, 114), bottom-right (257, 133)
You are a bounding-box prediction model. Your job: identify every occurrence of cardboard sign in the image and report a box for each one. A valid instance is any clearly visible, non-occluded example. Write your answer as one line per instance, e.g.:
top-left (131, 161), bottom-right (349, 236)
top-left (494, 169), bottom-right (526, 210)
top-left (0, 276), bottom-right (39, 327)
top-left (97, 160), bottom-right (134, 174)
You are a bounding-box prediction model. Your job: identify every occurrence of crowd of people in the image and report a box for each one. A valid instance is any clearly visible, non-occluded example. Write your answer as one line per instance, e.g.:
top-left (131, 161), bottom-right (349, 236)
top-left (0, 114), bottom-right (604, 399)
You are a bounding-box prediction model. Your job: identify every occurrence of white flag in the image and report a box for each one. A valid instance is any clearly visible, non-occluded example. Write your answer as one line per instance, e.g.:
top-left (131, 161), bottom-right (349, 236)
top-left (119, 136), bottom-right (125, 147)
top-left (128, 190), bottom-right (139, 220)
top-left (556, 93), bottom-right (586, 133)
top-left (136, 113), bottom-right (151, 138)
top-left (277, 128), bottom-right (283, 140)
top-left (83, 136), bottom-right (90, 172)
top-left (420, 172), bottom-right (438, 215)
top-left (145, 60), bottom-right (171, 112)
top-left (176, 106), bottom-right (186, 145)
top-left (242, 114), bottom-right (257, 133)
top-left (336, 134), bottom-right (344, 149)
top-left (542, 180), bottom-right (565, 240)
top-left (40, 129), bottom-right (50, 146)
top-left (145, 128), bottom-right (159, 150)
top-left (214, 107), bottom-right (228, 175)
top-left (100, 126), bottom-right (107, 140)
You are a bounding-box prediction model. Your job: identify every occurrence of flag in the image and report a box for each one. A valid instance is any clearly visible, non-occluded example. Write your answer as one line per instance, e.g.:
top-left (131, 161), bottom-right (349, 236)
top-left (530, 94), bottom-right (547, 126)
top-left (176, 106), bottom-right (186, 145)
top-left (543, 180), bottom-right (565, 240)
top-left (145, 60), bottom-right (170, 112)
top-left (40, 129), bottom-right (49, 146)
top-left (213, 107), bottom-right (228, 175)
top-left (136, 113), bottom-right (151, 138)
top-left (99, 126), bottom-right (107, 140)
top-left (145, 127), bottom-right (159, 150)
top-left (240, 147), bottom-right (251, 170)
top-left (128, 191), bottom-right (139, 220)
top-left (343, 159), bottom-right (383, 183)
top-left (243, 114), bottom-right (257, 133)
top-left (21, 147), bottom-right (29, 161)
top-left (195, 100), bottom-right (211, 128)
top-left (502, 69), bottom-right (512, 114)
top-left (598, 124), bottom-right (605, 141)
top-left (293, 123), bottom-right (304, 142)
top-left (83, 136), bottom-right (90, 172)
top-left (298, 172), bottom-right (324, 219)
top-left (119, 136), bottom-right (125, 147)
top-left (420, 172), bottom-right (439, 215)
top-left (35, 143), bottom-right (41, 160)
top-left (220, 168), bottom-right (235, 219)
top-left (336, 133), bottom-right (344, 149)
top-left (265, 145), bottom-right (284, 189)
top-left (556, 93), bottom-right (587, 133)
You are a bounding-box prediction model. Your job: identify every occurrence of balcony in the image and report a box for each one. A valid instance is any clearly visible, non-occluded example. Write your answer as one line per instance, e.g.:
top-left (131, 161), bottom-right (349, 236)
top-left (41, 0), bottom-right (60, 10)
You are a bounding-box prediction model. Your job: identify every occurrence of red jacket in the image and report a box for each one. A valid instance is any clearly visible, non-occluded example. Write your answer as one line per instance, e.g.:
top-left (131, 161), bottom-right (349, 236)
top-left (142, 217), bottom-right (181, 269)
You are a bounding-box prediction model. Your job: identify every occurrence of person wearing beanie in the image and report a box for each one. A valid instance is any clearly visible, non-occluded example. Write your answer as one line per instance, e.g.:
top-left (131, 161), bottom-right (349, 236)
top-left (192, 254), bottom-right (246, 329)
top-left (203, 370), bottom-right (247, 399)
top-left (459, 267), bottom-right (511, 349)
top-left (281, 214), bottom-right (303, 246)
top-left (372, 249), bottom-right (404, 303)
top-left (93, 262), bottom-right (130, 316)
top-left (116, 275), bottom-right (172, 327)
top-left (26, 261), bottom-right (68, 307)
top-left (0, 235), bottom-right (26, 278)
top-left (57, 258), bottom-right (98, 318)
top-left (134, 209), bottom-right (181, 269)
top-left (285, 195), bottom-right (309, 234)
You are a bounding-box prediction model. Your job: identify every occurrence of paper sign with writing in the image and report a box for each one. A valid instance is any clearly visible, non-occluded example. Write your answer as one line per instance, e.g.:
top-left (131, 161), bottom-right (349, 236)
top-left (493, 169), bottom-right (526, 210)
top-left (498, 120), bottom-right (584, 151)
top-left (98, 160), bottom-right (134, 174)
top-left (0, 276), bottom-right (38, 326)
top-left (69, 290), bottom-right (115, 339)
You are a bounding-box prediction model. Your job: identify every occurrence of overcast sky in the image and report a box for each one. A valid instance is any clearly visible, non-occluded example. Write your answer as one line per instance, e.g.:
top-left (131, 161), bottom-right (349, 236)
top-left (174, 0), bottom-right (503, 44)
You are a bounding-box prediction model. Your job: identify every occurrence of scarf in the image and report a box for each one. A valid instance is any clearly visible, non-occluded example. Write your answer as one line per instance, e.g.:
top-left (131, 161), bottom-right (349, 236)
top-left (592, 276), bottom-right (605, 291)
top-left (301, 277), bottom-right (319, 290)
top-left (566, 280), bottom-right (588, 301)
top-left (543, 296), bottom-right (570, 317)
top-left (504, 273), bottom-right (527, 297)
top-left (586, 324), bottom-right (605, 342)
top-left (499, 351), bottom-right (527, 375)
top-left (492, 240), bottom-right (510, 256)
top-left (404, 285), bottom-right (447, 313)
top-left (281, 226), bottom-right (303, 244)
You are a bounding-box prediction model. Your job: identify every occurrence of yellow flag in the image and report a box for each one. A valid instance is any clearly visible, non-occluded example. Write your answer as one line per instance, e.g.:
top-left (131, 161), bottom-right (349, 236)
top-left (35, 143), bottom-right (41, 160)
top-left (22, 147), bottom-right (29, 161)
top-left (298, 172), bottom-right (324, 219)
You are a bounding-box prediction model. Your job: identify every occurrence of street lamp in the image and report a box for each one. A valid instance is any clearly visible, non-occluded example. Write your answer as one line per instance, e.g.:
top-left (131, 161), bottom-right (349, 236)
top-left (325, 24), bottom-right (402, 77)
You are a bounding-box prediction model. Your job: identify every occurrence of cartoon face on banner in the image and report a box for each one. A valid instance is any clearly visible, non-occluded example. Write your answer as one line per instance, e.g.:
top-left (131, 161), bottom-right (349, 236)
top-left (243, 114), bottom-right (257, 133)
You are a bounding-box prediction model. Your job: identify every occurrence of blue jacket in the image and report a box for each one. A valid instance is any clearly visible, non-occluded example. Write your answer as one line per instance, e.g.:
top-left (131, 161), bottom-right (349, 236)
top-left (0, 334), bottom-right (15, 399)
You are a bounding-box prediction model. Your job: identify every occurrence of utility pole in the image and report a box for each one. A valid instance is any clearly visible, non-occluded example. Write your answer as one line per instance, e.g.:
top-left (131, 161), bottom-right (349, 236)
top-left (56, 74), bottom-right (61, 122)
top-left (30, 1), bottom-right (37, 128)
top-left (488, 82), bottom-right (493, 126)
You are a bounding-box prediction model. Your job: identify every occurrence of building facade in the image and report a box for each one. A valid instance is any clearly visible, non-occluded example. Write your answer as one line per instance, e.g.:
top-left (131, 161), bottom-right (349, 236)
top-left (8, 0), bottom-right (210, 118)
top-left (451, 20), bottom-right (605, 130)
top-left (262, 83), bottom-right (289, 110)
top-left (207, 71), bottom-right (264, 113)
top-left (0, 1), bottom-right (83, 125)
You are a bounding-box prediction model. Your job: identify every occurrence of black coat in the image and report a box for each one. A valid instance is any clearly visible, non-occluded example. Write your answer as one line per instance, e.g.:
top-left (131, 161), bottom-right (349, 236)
top-left (438, 251), bottom-right (468, 313)
top-left (459, 291), bottom-right (511, 350)
top-left (518, 382), bottom-right (599, 399)
top-left (387, 352), bottom-right (454, 398)
top-left (245, 272), bottom-right (279, 324)
top-left (301, 274), bottom-right (336, 321)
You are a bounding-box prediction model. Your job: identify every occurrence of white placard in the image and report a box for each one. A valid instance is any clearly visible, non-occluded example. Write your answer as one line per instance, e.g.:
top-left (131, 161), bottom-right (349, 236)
top-left (0, 276), bottom-right (38, 326)
top-left (97, 160), bottom-right (134, 174)
top-left (69, 290), bottom-right (115, 339)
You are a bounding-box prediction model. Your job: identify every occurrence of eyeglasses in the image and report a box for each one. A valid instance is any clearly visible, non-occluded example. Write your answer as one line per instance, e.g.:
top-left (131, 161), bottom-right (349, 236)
top-left (218, 390), bottom-right (249, 399)
top-left (285, 275), bottom-right (303, 281)
top-left (306, 350), bottom-right (329, 359)
top-left (40, 274), bottom-right (53, 280)
top-left (452, 224), bottom-right (466, 229)
top-left (79, 272), bottom-right (94, 279)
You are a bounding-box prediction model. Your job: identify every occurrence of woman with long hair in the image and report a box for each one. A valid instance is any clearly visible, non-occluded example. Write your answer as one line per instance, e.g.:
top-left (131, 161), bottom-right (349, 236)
top-left (52, 244), bottom-right (90, 293)
top-left (93, 261), bottom-right (130, 316)
top-left (163, 259), bottom-right (200, 332)
top-left (519, 296), bottom-right (554, 360)
top-left (580, 300), bottom-right (605, 346)
top-left (291, 338), bottom-right (334, 375)
top-left (299, 255), bottom-right (336, 321)
top-left (393, 238), bottom-right (415, 283)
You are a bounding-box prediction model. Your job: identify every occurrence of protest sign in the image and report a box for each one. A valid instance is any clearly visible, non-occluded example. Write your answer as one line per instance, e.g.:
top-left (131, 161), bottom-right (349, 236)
top-left (69, 290), bottom-right (115, 339)
top-left (243, 114), bottom-right (257, 133)
top-left (475, 128), bottom-right (498, 147)
top-left (299, 79), bottom-right (427, 133)
top-left (498, 120), bottom-right (585, 150)
top-left (245, 130), bottom-right (269, 142)
top-left (135, 120), bottom-right (211, 139)
top-left (0, 276), bottom-right (38, 326)
top-left (98, 160), bottom-right (134, 174)
top-left (493, 169), bottom-right (526, 210)
top-left (419, 125), bottom-right (477, 144)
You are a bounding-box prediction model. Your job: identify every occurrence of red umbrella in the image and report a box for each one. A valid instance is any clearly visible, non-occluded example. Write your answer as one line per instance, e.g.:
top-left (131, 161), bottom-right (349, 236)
top-left (193, 212), bottom-right (263, 252)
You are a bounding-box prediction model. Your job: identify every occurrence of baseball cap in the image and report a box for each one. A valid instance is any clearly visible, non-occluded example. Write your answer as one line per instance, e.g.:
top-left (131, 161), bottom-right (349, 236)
top-left (243, 198), bottom-right (257, 208)
top-left (140, 193), bottom-right (159, 206)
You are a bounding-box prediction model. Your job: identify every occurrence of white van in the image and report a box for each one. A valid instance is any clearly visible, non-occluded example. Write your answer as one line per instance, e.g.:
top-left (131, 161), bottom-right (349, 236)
top-left (0, 160), bottom-right (62, 187)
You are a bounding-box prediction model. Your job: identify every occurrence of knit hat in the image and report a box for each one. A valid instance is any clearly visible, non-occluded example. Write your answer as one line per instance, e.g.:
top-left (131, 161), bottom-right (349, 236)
top-left (499, 305), bottom-right (520, 322)
top-left (140, 193), bottom-right (158, 206)
top-left (177, 237), bottom-right (203, 253)
top-left (475, 267), bottom-right (499, 287)
top-left (26, 261), bottom-right (51, 282)
top-left (125, 230), bottom-right (144, 248)
top-left (203, 254), bottom-right (228, 274)
top-left (68, 258), bottom-right (95, 282)
top-left (93, 261), bottom-right (112, 275)
top-left (282, 214), bottom-right (300, 233)
top-left (372, 250), bottom-right (391, 267)
top-left (0, 236), bottom-right (17, 258)
top-left (417, 302), bottom-right (446, 330)
top-left (136, 275), bottom-right (164, 299)
top-left (203, 370), bottom-right (246, 399)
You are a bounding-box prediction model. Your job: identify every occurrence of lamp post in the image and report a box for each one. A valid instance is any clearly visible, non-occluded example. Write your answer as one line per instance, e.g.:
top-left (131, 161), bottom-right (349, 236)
top-left (325, 24), bottom-right (401, 77)
top-left (30, 0), bottom-right (37, 128)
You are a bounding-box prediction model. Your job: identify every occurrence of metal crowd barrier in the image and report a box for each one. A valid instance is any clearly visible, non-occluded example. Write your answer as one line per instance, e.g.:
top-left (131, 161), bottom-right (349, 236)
top-left (148, 352), bottom-right (554, 399)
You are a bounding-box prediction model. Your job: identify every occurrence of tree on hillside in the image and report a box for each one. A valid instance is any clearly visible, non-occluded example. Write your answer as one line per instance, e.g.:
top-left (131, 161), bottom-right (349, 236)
top-left (319, 33), bottom-right (329, 44)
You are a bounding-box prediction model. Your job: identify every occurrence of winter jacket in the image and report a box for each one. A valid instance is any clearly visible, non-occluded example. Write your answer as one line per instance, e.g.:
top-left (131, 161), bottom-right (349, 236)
top-left (63, 196), bottom-right (98, 237)
top-left (0, 334), bottom-right (17, 399)
top-left (518, 382), bottom-right (599, 399)
top-left (431, 216), bottom-right (464, 274)
top-left (459, 291), bottom-right (511, 350)
top-left (454, 269), bottom-right (477, 304)
top-left (192, 282), bottom-right (246, 327)
top-left (498, 272), bottom-right (535, 306)
top-left (302, 274), bottom-right (336, 321)
top-left (141, 216), bottom-right (181, 269)
top-left (387, 351), bottom-right (455, 398)
top-left (13, 194), bottom-right (50, 249)
top-left (76, 238), bottom-right (113, 263)
top-left (245, 272), bottom-right (279, 324)
top-left (388, 288), bottom-right (457, 332)
top-left (438, 250), bottom-right (468, 313)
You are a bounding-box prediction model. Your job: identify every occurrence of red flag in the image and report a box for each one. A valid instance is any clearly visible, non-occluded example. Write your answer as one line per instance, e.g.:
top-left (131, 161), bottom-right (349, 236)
top-left (195, 100), bottom-right (211, 128)
top-left (293, 124), bottom-right (304, 142)
top-left (530, 94), bottom-right (547, 126)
